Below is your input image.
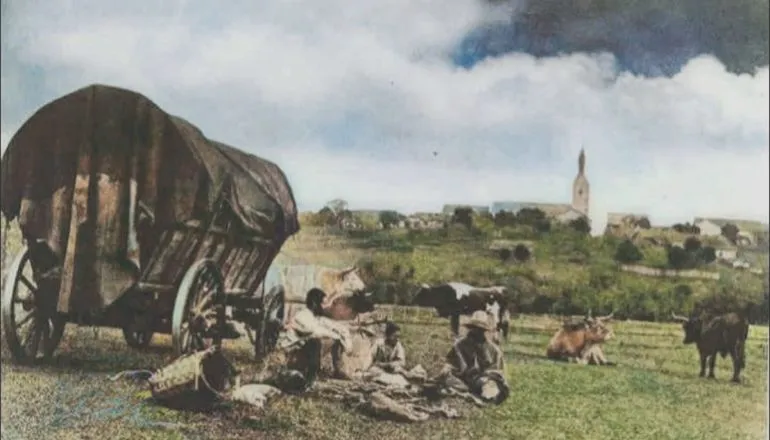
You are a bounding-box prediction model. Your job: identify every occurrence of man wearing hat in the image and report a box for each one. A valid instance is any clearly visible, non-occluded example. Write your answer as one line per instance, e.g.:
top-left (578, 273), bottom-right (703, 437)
top-left (438, 311), bottom-right (508, 403)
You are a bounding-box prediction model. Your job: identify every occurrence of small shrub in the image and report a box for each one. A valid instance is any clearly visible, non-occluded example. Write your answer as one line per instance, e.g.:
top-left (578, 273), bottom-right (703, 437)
top-left (513, 244), bottom-right (531, 262)
top-left (684, 236), bottom-right (702, 253)
top-left (614, 239), bottom-right (643, 264)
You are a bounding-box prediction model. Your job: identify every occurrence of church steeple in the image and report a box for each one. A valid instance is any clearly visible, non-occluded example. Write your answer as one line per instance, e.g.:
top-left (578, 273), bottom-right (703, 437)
top-left (578, 148), bottom-right (586, 175)
top-left (572, 148), bottom-right (590, 217)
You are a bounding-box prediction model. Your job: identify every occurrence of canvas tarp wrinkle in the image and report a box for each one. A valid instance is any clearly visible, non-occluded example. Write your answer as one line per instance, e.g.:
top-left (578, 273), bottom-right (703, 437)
top-left (0, 84), bottom-right (300, 314)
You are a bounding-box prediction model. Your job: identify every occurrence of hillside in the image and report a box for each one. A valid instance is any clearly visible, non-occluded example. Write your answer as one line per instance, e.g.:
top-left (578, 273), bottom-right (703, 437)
top-left (279, 217), bottom-right (769, 323)
top-left (2, 214), bottom-right (768, 323)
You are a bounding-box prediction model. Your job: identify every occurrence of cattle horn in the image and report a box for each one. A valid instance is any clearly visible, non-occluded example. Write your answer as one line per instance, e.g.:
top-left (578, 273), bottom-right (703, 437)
top-left (596, 311), bottom-right (615, 322)
top-left (420, 283), bottom-right (430, 289)
top-left (671, 312), bottom-right (689, 322)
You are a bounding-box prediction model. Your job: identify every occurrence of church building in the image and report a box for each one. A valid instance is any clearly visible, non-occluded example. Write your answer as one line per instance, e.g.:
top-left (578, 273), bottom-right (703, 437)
top-left (490, 149), bottom-right (591, 224)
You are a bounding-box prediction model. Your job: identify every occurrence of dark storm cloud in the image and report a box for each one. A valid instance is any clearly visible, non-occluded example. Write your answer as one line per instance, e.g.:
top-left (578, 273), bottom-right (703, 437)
top-left (454, 0), bottom-right (769, 76)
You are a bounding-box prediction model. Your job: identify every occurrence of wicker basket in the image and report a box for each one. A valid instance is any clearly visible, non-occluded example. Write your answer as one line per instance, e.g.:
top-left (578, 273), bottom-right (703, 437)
top-left (149, 346), bottom-right (240, 405)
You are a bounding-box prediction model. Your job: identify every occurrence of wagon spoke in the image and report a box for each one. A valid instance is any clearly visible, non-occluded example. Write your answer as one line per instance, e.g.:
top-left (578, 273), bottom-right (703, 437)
top-left (193, 290), bottom-right (216, 313)
top-left (28, 323), bottom-right (43, 358)
top-left (19, 275), bottom-right (37, 293)
top-left (15, 312), bottom-right (35, 329)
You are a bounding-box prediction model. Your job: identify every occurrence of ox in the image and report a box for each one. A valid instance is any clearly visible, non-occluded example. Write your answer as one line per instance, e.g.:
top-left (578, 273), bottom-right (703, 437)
top-left (671, 311), bottom-right (749, 383)
top-left (281, 265), bottom-right (369, 321)
top-left (412, 282), bottom-right (510, 340)
top-left (546, 312), bottom-right (615, 365)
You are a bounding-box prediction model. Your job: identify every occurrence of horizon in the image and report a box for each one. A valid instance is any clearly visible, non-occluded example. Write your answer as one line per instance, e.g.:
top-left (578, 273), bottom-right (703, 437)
top-left (1, 1), bottom-right (768, 236)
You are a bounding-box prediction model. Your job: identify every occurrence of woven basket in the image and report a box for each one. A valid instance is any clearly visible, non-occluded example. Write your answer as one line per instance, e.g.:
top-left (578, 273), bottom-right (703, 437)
top-left (149, 347), bottom-right (240, 405)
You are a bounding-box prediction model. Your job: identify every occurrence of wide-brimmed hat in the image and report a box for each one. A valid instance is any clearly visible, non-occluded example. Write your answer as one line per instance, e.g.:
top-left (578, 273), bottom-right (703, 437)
top-left (464, 311), bottom-right (493, 331)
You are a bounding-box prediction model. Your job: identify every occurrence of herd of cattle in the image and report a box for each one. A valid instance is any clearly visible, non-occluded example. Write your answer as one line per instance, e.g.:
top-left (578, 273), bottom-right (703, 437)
top-left (291, 266), bottom-right (751, 383)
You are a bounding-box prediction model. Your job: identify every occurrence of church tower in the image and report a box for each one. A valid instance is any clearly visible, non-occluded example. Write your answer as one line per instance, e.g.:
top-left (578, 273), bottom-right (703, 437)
top-left (571, 148), bottom-right (590, 216)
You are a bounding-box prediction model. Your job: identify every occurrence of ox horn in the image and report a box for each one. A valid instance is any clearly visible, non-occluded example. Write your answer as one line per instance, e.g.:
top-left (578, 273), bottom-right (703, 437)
top-left (671, 312), bottom-right (689, 322)
top-left (420, 283), bottom-right (430, 289)
top-left (596, 311), bottom-right (615, 322)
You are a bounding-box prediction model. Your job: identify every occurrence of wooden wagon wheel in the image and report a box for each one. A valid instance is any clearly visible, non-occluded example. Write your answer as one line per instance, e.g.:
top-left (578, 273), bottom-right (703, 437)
top-left (171, 259), bottom-right (225, 357)
top-left (254, 285), bottom-right (285, 359)
top-left (1, 246), bottom-right (66, 363)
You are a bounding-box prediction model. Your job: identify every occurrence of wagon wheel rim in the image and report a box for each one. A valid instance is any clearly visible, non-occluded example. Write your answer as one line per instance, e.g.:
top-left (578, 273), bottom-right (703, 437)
top-left (172, 260), bottom-right (224, 356)
top-left (256, 286), bottom-right (285, 359)
top-left (2, 247), bottom-right (65, 363)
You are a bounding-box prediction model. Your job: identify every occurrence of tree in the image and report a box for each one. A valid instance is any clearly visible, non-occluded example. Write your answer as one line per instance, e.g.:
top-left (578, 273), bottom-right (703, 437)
top-left (379, 210), bottom-right (400, 229)
top-left (634, 217), bottom-right (652, 229)
top-left (721, 223), bottom-right (740, 244)
top-left (667, 245), bottom-right (694, 270)
top-left (568, 216), bottom-right (591, 235)
top-left (513, 244), bottom-right (532, 262)
top-left (494, 210), bottom-right (517, 227)
top-left (451, 207), bottom-right (473, 229)
top-left (325, 199), bottom-right (348, 215)
top-left (314, 206), bottom-right (337, 226)
top-left (323, 199), bottom-right (351, 228)
top-left (516, 208), bottom-right (547, 226)
top-left (614, 239), bottom-right (643, 264)
top-left (683, 236), bottom-right (702, 253)
top-left (673, 223), bottom-right (700, 234)
top-left (698, 246), bottom-right (717, 264)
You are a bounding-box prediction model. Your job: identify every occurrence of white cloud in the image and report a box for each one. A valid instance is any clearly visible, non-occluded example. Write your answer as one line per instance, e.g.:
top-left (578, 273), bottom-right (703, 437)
top-left (1, 0), bottom-right (768, 236)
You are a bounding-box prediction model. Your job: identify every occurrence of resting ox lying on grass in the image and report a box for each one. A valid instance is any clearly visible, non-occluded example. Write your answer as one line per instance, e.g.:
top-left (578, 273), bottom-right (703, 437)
top-left (546, 312), bottom-right (615, 365)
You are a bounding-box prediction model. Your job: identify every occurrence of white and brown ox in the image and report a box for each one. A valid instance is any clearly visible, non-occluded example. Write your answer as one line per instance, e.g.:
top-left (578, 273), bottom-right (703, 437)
top-left (545, 312), bottom-right (615, 365)
top-left (282, 265), bottom-right (373, 321)
top-left (412, 282), bottom-right (510, 341)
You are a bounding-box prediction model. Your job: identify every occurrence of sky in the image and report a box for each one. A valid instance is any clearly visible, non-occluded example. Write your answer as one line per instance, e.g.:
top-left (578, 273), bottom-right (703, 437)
top-left (1, 0), bottom-right (768, 235)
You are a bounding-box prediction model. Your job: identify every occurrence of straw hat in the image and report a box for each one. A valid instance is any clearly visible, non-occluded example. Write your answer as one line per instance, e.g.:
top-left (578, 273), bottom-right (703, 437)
top-left (464, 311), bottom-right (493, 332)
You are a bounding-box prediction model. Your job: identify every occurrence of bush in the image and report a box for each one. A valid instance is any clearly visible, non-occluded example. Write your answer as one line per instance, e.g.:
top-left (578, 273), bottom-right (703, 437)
top-left (698, 246), bottom-right (717, 264)
top-left (513, 244), bottom-right (531, 262)
top-left (451, 207), bottom-right (473, 229)
top-left (614, 239), bottom-right (643, 264)
top-left (568, 216), bottom-right (591, 235)
top-left (667, 245), bottom-right (695, 270)
top-left (378, 211), bottom-right (401, 229)
top-left (635, 217), bottom-right (652, 229)
top-left (721, 223), bottom-right (740, 244)
top-left (494, 211), bottom-right (517, 228)
top-left (684, 237), bottom-right (702, 252)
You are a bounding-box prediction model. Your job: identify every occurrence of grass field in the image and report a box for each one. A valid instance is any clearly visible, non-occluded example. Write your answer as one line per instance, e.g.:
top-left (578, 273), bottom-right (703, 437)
top-left (1, 310), bottom-right (768, 440)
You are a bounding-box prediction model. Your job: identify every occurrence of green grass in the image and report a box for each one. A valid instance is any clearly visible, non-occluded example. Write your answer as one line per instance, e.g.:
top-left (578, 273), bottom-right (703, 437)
top-left (2, 313), bottom-right (768, 440)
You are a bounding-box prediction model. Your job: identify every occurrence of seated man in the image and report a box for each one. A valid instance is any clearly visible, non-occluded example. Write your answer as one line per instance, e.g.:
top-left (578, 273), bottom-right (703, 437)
top-left (273, 288), bottom-right (351, 389)
top-left (437, 311), bottom-right (508, 403)
top-left (369, 322), bottom-right (407, 375)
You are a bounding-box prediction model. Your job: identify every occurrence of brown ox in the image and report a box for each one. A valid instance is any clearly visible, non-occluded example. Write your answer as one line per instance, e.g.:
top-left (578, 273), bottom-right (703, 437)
top-left (546, 312), bottom-right (615, 365)
top-left (671, 311), bottom-right (749, 383)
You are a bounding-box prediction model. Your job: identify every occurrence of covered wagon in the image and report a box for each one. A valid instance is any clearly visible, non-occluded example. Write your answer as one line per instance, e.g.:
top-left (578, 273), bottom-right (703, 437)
top-left (0, 84), bottom-right (300, 362)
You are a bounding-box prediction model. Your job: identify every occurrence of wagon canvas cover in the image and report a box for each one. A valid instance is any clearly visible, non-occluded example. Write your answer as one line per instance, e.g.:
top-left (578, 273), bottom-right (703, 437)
top-left (0, 84), bottom-right (300, 314)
